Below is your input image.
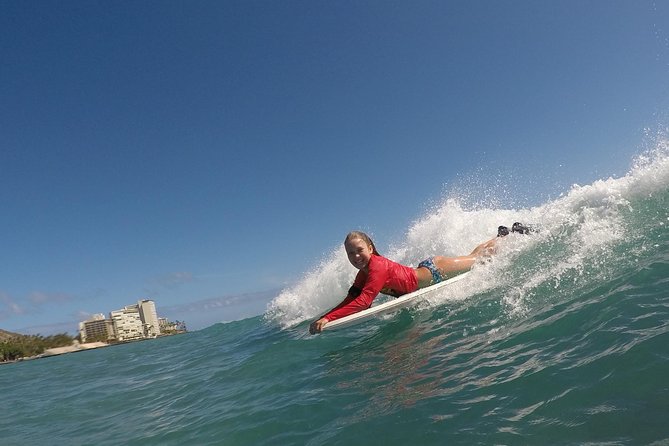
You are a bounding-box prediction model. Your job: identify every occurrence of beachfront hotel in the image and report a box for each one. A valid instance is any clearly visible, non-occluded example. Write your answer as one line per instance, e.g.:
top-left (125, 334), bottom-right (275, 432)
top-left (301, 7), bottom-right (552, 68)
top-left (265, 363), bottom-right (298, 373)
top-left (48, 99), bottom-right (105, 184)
top-left (78, 313), bottom-right (114, 343)
top-left (79, 299), bottom-right (164, 343)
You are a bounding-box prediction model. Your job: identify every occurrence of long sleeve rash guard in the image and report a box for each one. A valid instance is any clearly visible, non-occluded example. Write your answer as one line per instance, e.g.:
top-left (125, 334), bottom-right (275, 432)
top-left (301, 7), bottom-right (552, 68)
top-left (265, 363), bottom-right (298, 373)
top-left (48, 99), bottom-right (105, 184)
top-left (322, 254), bottom-right (419, 321)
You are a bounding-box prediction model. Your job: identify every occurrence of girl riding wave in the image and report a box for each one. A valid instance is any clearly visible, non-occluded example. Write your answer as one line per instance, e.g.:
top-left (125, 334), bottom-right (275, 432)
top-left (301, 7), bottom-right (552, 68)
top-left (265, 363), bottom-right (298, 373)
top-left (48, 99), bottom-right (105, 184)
top-left (309, 224), bottom-right (528, 334)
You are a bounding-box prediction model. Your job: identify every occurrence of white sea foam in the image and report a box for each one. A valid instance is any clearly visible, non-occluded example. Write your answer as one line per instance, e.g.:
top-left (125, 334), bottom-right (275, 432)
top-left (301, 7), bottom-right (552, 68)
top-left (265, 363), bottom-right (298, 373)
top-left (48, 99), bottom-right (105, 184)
top-left (265, 139), bottom-right (669, 328)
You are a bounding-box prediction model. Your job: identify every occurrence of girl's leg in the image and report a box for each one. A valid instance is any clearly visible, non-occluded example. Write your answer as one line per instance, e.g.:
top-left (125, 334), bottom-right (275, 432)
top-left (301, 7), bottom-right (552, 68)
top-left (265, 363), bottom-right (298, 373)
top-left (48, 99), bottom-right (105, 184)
top-left (433, 238), bottom-right (500, 284)
top-left (434, 255), bottom-right (477, 277)
top-left (415, 255), bottom-right (477, 288)
top-left (415, 237), bottom-right (501, 288)
top-left (468, 237), bottom-right (498, 257)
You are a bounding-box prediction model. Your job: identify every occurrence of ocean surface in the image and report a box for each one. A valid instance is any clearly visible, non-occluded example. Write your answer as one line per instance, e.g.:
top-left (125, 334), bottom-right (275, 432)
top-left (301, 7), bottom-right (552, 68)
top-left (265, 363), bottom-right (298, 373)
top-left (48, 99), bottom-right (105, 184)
top-left (2, 144), bottom-right (668, 445)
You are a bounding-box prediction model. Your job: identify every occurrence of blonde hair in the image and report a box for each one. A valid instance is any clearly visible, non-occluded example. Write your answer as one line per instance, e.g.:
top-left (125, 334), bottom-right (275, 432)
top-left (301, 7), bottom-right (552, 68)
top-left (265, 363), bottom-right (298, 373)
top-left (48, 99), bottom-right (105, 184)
top-left (344, 231), bottom-right (381, 256)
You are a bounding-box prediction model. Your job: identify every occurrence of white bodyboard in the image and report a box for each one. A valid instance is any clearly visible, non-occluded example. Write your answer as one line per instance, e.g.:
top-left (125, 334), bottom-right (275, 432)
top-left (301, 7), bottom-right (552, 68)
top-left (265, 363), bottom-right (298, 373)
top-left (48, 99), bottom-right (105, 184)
top-left (322, 271), bottom-right (471, 331)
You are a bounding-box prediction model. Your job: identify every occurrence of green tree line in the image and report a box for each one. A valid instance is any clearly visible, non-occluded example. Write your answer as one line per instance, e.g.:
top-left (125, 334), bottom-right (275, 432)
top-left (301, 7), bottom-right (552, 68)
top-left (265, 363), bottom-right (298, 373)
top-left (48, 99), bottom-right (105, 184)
top-left (0, 333), bottom-right (74, 362)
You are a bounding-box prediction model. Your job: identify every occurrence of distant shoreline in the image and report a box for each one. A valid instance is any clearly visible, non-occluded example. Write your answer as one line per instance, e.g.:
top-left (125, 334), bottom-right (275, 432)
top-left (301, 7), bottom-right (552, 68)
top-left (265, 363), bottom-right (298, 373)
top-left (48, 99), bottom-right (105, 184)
top-left (1, 331), bottom-right (187, 365)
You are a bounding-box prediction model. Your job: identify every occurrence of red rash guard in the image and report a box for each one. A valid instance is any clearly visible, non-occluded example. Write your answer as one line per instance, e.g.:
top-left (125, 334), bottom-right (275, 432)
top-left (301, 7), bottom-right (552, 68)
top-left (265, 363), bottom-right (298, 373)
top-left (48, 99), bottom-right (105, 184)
top-left (322, 254), bottom-right (418, 321)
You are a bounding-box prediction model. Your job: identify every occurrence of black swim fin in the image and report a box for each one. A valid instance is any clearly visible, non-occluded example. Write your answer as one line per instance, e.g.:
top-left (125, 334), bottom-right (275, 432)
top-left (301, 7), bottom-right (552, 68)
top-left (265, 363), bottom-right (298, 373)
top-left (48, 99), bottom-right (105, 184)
top-left (511, 222), bottom-right (532, 234)
top-left (498, 222), bottom-right (533, 237)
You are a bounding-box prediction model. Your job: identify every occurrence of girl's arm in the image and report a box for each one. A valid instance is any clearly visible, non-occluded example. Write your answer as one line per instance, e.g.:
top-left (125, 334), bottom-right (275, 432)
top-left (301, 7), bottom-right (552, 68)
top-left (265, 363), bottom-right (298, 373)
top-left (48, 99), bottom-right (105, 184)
top-left (309, 259), bottom-right (389, 333)
top-left (309, 293), bottom-right (372, 334)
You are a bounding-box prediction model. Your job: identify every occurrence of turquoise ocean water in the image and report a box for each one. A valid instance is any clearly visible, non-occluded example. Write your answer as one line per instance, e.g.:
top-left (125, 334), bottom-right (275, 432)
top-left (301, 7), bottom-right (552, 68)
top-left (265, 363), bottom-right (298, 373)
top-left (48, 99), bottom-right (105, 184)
top-left (2, 145), bottom-right (668, 445)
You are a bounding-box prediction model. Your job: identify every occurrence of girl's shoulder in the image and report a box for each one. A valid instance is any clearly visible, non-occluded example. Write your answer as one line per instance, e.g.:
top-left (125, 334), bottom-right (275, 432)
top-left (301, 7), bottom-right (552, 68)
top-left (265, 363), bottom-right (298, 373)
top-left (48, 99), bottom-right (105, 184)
top-left (371, 254), bottom-right (396, 265)
top-left (367, 254), bottom-right (395, 272)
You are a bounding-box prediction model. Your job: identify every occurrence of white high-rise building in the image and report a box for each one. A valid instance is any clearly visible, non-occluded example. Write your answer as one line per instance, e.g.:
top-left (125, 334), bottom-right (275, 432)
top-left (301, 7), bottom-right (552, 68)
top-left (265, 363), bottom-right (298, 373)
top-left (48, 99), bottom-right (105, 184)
top-left (110, 305), bottom-right (144, 341)
top-left (138, 299), bottom-right (161, 337)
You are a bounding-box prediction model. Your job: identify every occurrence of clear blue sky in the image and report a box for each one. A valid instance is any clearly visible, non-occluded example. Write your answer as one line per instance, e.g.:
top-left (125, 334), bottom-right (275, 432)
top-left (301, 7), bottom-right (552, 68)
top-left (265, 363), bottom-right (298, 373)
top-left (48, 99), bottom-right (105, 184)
top-left (2, 1), bottom-right (668, 334)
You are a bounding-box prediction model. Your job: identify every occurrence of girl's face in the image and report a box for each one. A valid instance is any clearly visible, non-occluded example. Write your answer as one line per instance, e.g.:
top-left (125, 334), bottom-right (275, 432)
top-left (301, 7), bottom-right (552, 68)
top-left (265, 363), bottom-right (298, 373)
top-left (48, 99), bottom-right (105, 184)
top-left (344, 237), bottom-right (374, 270)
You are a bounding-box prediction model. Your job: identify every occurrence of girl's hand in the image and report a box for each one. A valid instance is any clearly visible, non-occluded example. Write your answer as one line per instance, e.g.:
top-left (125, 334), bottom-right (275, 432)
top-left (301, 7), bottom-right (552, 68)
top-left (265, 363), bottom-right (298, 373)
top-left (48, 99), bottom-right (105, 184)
top-left (309, 318), bottom-right (329, 334)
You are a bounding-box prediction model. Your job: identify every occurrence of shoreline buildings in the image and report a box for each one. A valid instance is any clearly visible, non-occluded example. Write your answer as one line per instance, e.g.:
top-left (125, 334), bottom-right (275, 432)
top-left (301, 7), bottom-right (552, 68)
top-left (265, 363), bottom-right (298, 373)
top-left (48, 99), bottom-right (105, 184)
top-left (79, 299), bottom-right (182, 343)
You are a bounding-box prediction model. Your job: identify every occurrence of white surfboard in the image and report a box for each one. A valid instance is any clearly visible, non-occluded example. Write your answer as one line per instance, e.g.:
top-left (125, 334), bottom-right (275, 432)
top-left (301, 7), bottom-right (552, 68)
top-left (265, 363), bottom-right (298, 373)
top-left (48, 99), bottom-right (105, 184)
top-left (322, 271), bottom-right (471, 331)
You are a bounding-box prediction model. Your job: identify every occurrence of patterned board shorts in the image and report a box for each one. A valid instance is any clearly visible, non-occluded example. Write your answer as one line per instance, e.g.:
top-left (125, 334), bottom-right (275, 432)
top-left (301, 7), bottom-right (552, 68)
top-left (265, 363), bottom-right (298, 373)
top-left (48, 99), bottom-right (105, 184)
top-left (418, 257), bottom-right (444, 285)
